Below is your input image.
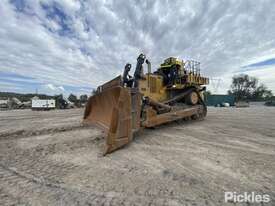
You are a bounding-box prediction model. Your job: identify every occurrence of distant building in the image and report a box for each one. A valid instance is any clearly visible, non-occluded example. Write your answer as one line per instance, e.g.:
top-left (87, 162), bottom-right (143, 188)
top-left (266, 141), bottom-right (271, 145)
top-left (0, 99), bottom-right (8, 104)
top-left (206, 94), bottom-right (235, 106)
top-left (0, 99), bottom-right (9, 109)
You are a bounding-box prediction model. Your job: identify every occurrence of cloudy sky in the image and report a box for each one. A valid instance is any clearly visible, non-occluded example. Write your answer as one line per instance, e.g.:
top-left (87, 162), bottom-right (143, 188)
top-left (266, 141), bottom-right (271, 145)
top-left (0, 0), bottom-right (275, 96)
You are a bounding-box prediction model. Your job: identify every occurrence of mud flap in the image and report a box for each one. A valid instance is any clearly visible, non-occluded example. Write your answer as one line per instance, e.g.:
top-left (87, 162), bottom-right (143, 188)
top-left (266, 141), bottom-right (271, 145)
top-left (83, 86), bottom-right (132, 155)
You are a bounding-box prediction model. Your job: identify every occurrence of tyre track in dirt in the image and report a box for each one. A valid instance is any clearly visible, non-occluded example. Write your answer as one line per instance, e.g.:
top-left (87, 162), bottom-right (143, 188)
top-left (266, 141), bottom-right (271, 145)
top-left (0, 126), bottom-right (196, 205)
top-left (0, 107), bottom-right (275, 205)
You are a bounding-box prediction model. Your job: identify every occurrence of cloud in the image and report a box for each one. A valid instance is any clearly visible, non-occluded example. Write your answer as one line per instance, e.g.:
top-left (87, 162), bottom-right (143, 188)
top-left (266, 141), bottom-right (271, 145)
top-left (45, 83), bottom-right (56, 91)
top-left (42, 83), bottom-right (69, 95)
top-left (0, 71), bottom-right (91, 96)
top-left (44, 83), bottom-right (65, 92)
top-left (0, 0), bottom-right (275, 94)
top-left (235, 65), bottom-right (275, 93)
top-left (58, 86), bottom-right (65, 91)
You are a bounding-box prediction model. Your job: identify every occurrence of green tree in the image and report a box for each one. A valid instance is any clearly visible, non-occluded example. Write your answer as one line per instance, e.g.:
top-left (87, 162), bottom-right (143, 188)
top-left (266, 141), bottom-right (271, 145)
top-left (228, 74), bottom-right (273, 101)
top-left (68, 94), bottom-right (78, 103)
top-left (92, 89), bottom-right (97, 95)
top-left (252, 84), bottom-right (273, 100)
top-left (80, 94), bottom-right (88, 103)
top-left (204, 90), bottom-right (211, 97)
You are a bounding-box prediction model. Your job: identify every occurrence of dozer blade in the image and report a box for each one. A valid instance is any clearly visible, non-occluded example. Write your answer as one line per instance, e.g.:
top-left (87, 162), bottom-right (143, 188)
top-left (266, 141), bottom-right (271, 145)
top-left (83, 86), bottom-right (132, 155)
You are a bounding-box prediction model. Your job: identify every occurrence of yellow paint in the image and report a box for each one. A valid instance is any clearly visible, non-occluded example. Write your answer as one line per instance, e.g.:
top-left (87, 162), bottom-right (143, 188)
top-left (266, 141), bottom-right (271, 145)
top-left (137, 57), bottom-right (209, 103)
top-left (138, 74), bottom-right (168, 102)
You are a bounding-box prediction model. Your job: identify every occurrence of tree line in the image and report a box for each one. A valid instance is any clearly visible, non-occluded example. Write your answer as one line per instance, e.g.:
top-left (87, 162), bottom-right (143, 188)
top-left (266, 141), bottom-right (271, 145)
top-left (227, 74), bottom-right (273, 101)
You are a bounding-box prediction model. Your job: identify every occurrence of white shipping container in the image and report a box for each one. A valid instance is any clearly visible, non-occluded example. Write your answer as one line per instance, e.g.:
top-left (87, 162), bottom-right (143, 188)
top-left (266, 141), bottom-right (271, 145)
top-left (32, 99), bottom-right (56, 109)
top-left (0, 100), bottom-right (9, 104)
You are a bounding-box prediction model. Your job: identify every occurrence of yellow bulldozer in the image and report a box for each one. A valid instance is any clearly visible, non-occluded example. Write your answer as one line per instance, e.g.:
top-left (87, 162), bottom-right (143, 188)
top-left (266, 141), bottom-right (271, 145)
top-left (83, 54), bottom-right (209, 155)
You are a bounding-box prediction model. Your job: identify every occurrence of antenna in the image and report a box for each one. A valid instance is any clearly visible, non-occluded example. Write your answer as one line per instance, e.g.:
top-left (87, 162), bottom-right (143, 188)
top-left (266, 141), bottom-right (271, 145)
top-left (210, 77), bottom-right (222, 93)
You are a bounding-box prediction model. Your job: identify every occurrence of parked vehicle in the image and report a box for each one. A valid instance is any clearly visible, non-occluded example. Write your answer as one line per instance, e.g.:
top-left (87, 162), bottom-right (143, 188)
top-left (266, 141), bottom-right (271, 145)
top-left (31, 99), bottom-right (56, 110)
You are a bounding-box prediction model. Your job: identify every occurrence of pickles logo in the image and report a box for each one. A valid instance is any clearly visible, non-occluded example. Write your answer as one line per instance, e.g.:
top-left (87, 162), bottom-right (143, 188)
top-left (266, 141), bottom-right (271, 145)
top-left (224, 192), bottom-right (270, 203)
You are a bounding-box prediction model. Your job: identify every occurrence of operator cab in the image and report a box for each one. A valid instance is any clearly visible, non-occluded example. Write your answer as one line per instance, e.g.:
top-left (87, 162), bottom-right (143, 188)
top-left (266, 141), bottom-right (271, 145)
top-left (154, 57), bottom-right (185, 87)
top-left (155, 57), bottom-right (208, 88)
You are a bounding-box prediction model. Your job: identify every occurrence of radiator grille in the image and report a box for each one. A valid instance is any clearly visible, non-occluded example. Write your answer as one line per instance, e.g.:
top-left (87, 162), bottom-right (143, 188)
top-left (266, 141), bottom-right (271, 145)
top-left (150, 77), bottom-right (157, 93)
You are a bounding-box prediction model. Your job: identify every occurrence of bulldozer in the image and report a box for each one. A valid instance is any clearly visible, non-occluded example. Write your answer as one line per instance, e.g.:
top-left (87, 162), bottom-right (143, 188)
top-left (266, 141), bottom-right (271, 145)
top-left (83, 54), bottom-right (209, 155)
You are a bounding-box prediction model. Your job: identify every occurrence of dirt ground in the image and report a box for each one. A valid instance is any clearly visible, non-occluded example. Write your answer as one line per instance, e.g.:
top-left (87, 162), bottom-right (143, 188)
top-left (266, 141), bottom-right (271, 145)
top-left (0, 106), bottom-right (275, 206)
